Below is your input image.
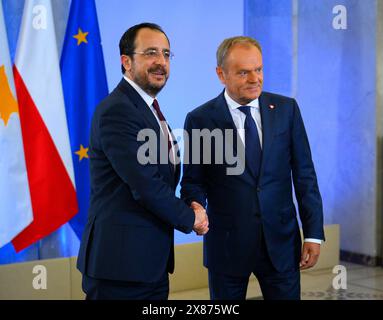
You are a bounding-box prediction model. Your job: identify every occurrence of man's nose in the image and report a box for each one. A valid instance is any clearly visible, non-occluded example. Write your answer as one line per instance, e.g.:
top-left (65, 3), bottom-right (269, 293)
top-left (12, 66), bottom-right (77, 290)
top-left (155, 52), bottom-right (168, 65)
top-left (247, 71), bottom-right (258, 83)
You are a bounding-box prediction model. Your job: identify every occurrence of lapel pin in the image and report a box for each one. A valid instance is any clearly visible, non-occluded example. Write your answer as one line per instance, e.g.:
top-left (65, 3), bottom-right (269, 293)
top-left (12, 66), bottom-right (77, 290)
top-left (269, 104), bottom-right (275, 109)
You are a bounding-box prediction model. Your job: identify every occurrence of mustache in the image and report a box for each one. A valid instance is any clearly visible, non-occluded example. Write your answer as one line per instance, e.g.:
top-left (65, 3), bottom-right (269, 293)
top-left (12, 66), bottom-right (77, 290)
top-left (148, 66), bottom-right (167, 75)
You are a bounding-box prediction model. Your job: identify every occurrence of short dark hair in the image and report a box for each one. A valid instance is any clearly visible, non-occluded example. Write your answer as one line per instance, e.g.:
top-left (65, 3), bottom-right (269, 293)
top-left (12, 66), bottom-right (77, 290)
top-left (119, 22), bottom-right (170, 74)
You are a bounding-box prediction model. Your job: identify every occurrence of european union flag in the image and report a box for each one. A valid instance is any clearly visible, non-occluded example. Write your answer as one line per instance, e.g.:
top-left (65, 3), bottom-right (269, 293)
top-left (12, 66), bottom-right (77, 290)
top-left (60, 0), bottom-right (108, 238)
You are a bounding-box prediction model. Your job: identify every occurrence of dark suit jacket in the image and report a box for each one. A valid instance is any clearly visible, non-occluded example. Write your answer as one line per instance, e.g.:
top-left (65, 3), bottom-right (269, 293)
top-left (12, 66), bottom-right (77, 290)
top-left (77, 79), bottom-right (195, 283)
top-left (181, 91), bottom-right (324, 277)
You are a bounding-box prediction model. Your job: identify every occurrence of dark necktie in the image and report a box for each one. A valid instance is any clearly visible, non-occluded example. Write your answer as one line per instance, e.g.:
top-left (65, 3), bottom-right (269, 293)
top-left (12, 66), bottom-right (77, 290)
top-left (152, 99), bottom-right (175, 167)
top-left (238, 106), bottom-right (262, 179)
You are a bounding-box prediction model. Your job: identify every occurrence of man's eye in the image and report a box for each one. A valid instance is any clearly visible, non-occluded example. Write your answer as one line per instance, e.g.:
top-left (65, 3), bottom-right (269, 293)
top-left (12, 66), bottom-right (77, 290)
top-left (239, 71), bottom-right (247, 76)
top-left (145, 50), bottom-right (158, 56)
top-left (163, 51), bottom-right (171, 58)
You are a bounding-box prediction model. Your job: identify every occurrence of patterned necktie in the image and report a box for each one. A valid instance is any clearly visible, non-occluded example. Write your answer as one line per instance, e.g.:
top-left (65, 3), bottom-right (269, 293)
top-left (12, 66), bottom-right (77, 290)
top-left (152, 99), bottom-right (176, 168)
top-left (238, 106), bottom-right (262, 179)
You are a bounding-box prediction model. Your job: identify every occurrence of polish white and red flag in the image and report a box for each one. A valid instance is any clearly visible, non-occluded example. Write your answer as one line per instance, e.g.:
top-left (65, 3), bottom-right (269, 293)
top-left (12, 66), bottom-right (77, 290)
top-left (11, 0), bottom-right (78, 252)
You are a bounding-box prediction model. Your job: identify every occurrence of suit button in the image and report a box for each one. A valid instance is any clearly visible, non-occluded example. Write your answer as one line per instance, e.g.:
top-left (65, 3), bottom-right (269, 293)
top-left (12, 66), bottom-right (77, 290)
top-left (256, 187), bottom-right (261, 192)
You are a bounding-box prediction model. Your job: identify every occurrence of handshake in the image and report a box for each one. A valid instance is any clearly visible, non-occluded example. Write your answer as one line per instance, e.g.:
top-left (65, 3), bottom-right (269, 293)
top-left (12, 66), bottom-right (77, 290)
top-left (190, 201), bottom-right (209, 236)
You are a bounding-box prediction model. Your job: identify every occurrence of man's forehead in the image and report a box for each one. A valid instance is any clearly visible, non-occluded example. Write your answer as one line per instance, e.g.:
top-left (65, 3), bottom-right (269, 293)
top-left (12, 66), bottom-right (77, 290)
top-left (135, 28), bottom-right (169, 47)
top-left (229, 55), bottom-right (263, 68)
top-left (229, 43), bottom-right (261, 56)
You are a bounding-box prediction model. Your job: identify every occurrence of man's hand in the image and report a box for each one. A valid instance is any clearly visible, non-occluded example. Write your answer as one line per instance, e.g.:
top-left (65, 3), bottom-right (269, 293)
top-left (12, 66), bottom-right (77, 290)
top-left (191, 201), bottom-right (209, 235)
top-left (300, 242), bottom-right (320, 270)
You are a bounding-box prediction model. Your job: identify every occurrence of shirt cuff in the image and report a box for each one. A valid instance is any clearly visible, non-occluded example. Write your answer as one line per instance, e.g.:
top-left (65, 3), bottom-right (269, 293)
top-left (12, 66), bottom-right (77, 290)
top-left (304, 238), bottom-right (322, 244)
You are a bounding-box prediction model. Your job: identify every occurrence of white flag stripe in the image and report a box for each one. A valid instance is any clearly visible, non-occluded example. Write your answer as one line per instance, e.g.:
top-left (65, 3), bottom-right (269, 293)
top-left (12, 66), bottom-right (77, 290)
top-left (14, 0), bottom-right (75, 185)
top-left (0, 116), bottom-right (33, 246)
top-left (0, 0), bottom-right (33, 248)
top-left (0, 4), bottom-right (16, 96)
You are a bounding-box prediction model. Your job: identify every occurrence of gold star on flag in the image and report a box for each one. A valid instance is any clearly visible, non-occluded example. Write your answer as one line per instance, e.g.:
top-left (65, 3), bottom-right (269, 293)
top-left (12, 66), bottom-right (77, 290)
top-left (73, 28), bottom-right (89, 45)
top-left (75, 144), bottom-right (89, 161)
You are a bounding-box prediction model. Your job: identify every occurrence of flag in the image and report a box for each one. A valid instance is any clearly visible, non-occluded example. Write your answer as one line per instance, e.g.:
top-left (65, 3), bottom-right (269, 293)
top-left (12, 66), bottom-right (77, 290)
top-left (60, 0), bottom-right (108, 238)
top-left (0, 0), bottom-right (33, 248)
top-left (12, 0), bottom-right (78, 252)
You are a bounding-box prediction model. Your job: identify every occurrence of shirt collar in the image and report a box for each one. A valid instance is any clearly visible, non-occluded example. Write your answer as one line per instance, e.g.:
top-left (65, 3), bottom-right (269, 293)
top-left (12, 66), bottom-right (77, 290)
top-left (224, 89), bottom-right (259, 111)
top-left (123, 75), bottom-right (155, 107)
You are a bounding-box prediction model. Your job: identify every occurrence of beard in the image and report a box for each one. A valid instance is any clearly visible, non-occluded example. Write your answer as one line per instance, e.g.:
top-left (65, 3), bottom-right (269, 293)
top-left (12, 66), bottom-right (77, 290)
top-left (131, 64), bottom-right (169, 97)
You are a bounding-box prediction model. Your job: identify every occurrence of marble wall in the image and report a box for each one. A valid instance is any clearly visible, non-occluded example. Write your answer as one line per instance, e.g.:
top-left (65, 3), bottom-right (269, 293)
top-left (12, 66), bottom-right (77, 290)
top-left (245, 0), bottom-right (380, 259)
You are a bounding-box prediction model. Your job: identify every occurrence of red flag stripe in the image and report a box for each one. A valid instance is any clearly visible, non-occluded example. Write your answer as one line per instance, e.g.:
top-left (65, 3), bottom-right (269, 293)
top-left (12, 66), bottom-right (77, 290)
top-left (12, 66), bottom-right (78, 252)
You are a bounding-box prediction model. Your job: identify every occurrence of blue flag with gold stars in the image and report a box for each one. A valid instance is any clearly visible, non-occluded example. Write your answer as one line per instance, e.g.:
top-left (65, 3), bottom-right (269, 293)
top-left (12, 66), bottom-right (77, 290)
top-left (60, 0), bottom-right (108, 238)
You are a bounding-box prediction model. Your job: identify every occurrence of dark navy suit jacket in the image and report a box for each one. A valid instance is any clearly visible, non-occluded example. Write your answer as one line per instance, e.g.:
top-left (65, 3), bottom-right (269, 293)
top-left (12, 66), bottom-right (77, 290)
top-left (77, 79), bottom-right (195, 283)
top-left (181, 91), bottom-right (324, 277)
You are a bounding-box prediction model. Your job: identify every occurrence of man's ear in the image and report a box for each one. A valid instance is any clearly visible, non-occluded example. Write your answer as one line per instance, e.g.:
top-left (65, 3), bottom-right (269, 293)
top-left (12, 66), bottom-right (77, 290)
top-left (121, 55), bottom-right (132, 74)
top-left (216, 66), bottom-right (226, 85)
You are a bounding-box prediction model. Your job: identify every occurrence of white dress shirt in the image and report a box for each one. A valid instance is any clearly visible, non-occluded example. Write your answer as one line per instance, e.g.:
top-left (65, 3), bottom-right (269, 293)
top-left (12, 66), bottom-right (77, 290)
top-left (224, 90), bottom-right (263, 148)
top-left (223, 90), bottom-right (321, 245)
top-left (123, 76), bottom-right (176, 166)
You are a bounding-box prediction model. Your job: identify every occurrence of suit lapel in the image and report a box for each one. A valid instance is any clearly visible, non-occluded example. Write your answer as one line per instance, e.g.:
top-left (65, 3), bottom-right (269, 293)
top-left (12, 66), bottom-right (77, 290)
top-left (117, 79), bottom-right (160, 134)
top-left (117, 79), bottom-right (175, 180)
top-left (212, 93), bottom-right (245, 160)
top-left (212, 92), bottom-right (237, 130)
top-left (258, 93), bottom-right (276, 181)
